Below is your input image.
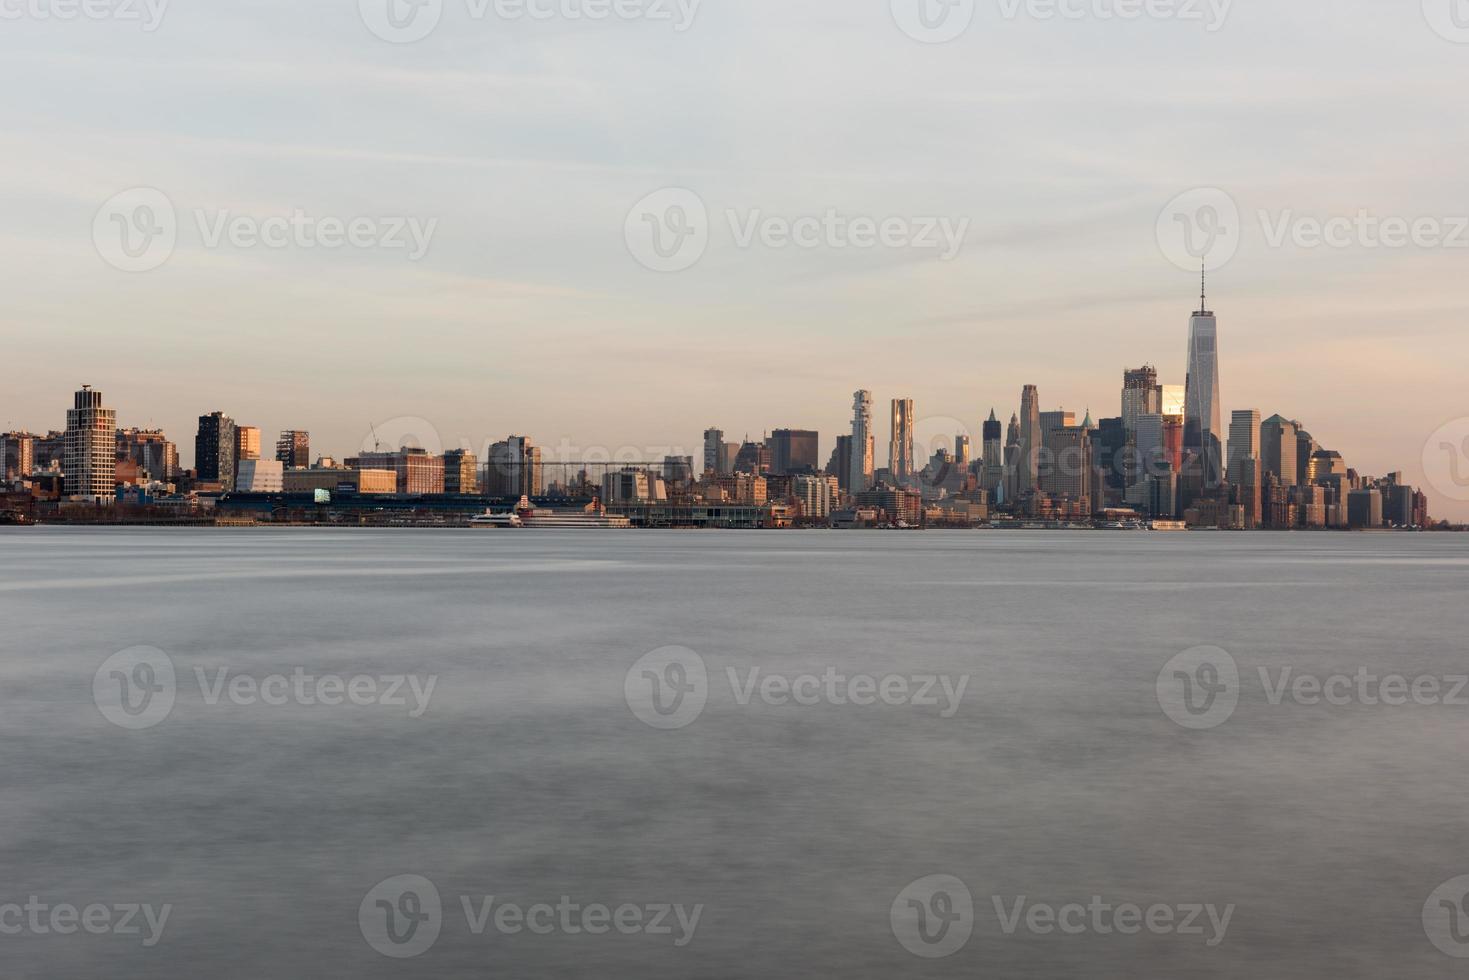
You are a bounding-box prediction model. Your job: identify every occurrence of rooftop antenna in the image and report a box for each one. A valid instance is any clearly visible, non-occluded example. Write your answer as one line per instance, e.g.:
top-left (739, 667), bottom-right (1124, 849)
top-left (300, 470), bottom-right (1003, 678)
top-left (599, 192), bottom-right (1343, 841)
top-left (1199, 260), bottom-right (1208, 314)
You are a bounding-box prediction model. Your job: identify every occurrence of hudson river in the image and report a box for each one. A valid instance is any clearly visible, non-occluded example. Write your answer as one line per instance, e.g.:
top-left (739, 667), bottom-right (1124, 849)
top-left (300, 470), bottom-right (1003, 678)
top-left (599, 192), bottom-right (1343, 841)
top-left (2, 528), bottom-right (1467, 978)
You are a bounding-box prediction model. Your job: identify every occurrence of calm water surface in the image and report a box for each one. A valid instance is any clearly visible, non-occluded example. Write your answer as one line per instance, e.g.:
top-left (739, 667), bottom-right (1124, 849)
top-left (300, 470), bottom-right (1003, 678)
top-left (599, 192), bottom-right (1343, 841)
top-left (1, 528), bottom-right (1467, 978)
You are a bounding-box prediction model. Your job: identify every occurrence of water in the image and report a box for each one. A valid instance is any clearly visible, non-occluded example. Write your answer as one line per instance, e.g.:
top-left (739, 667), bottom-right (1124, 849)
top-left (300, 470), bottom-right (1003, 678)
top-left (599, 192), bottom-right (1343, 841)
top-left (1, 527), bottom-right (1467, 978)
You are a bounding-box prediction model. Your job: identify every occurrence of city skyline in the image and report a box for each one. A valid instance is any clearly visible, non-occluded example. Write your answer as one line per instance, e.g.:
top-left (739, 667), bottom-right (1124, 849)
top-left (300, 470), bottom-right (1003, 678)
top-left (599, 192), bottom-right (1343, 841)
top-left (1, 277), bottom-right (1455, 522)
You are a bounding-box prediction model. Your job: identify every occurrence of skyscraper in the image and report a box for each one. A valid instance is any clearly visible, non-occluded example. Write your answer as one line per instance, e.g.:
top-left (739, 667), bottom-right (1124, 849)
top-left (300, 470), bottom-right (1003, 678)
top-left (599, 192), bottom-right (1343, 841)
top-left (486, 436), bottom-right (542, 497)
top-left (1184, 273), bottom-right (1223, 487)
top-left (195, 412), bottom-right (237, 489)
top-left (1017, 385), bottom-right (1041, 496)
top-left (64, 385), bottom-right (116, 502)
top-left (1261, 415), bottom-right (1299, 488)
top-left (982, 409), bottom-right (1004, 492)
top-left (889, 398), bottom-right (914, 484)
top-left (1228, 410), bottom-right (1261, 485)
top-left (276, 430), bottom-right (310, 469)
top-left (702, 428), bottom-right (724, 476)
top-left (1121, 366), bottom-right (1161, 433)
top-left (849, 391), bottom-right (874, 495)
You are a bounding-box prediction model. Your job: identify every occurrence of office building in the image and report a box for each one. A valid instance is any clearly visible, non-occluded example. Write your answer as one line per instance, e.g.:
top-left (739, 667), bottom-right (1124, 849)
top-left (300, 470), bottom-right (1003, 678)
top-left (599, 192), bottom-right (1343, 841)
top-left (63, 385), bottom-right (117, 502)
top-left (276, 430), bottom-right (310, 469)
top-left (196, 412), bottom-right (238, 489)
top-left (284, 467), bottom-right (396, 495)
top-left (1348, 488), bottom-right (1383, 529)
top-left (703, 428), bottom-right (724, 476)
top-left (1227, 410), bottom-right (1261, 485)
top-left (355, 448), bottom-right (445, 495)
top-left (1261, 415), bottom-right (1299, 488)
top-left (234, 425), bottom-right (261, 462)
top-left (1184, 276), bottom-right (1223, 487)
top-left (767, 429), bottom-right (819, 476)
top-left (982, 409), bottom-right (1004, 492)
top-left (1017, 385), bottom-right (1041, 496)
top-left (1122, 366), bottom-right (1162, 433)
top-left (443, 449), bottom-right (479, 495)
top-left (235, 459), bottom-right (284, 493)
top-left (486, 436), bottom-right (542, 497)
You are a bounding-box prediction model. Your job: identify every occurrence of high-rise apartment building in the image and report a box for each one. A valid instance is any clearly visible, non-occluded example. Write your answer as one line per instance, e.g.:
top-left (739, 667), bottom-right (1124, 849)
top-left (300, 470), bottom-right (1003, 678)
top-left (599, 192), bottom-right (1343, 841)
top-left (3, 432), bottom-right (36, 481)
top-left (276, 430), bottom-right (310, 469)
top-left (1184, 280), bottom-right (1223, 487)
top-left (64, 385), bottom-right (116, 502)
top-left (849, 391), bottom-right (874, 495)
top-left (234, 426), bottom-right (261, 462)
top-left (195, 412), bottom-right (238, 489)
top-left (1017, 385), bottom-right (1041, 496)
top-left (1227, 410), bottom-right (1261, 485)
top-left (889, 399), bottom-right (915, 483)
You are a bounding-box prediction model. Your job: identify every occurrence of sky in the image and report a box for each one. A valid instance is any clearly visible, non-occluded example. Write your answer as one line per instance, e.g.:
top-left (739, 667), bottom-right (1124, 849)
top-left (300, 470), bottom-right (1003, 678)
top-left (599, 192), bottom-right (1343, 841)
top-left (2, 0), bottom-right (1467, 518)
